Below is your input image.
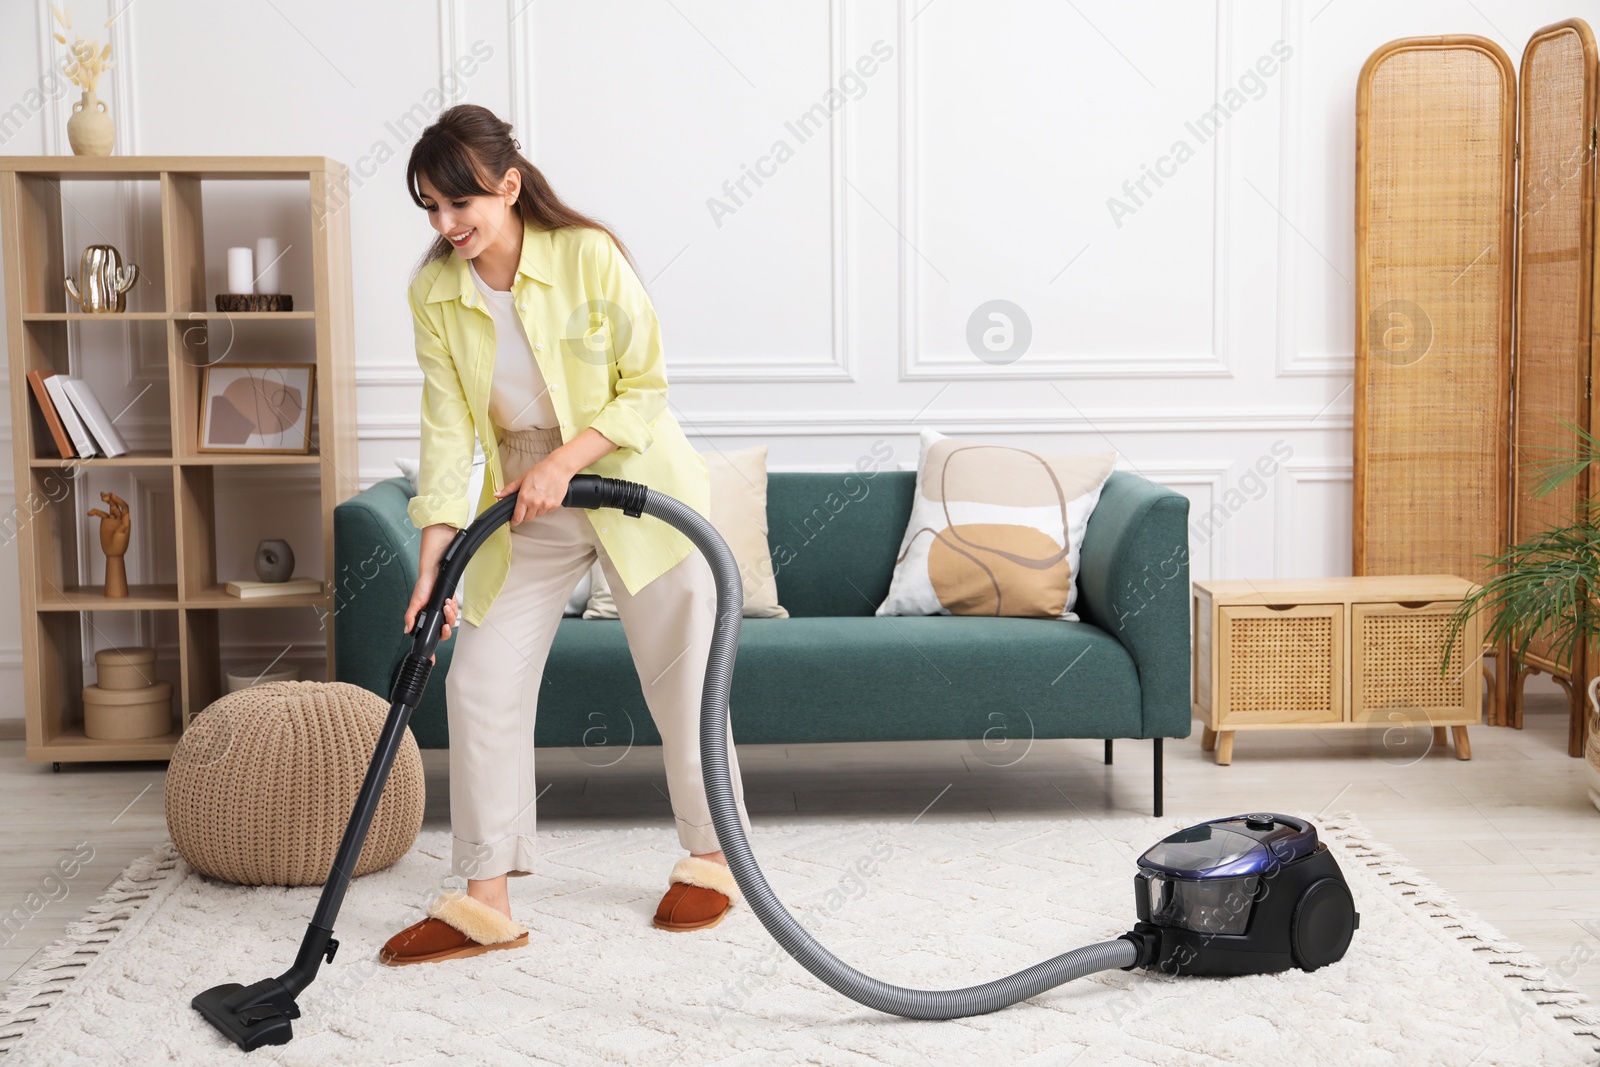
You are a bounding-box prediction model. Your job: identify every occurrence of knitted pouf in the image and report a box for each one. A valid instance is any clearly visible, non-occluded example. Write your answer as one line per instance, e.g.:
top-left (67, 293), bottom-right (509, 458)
top-left (165, 680), bottom-right (425, 887)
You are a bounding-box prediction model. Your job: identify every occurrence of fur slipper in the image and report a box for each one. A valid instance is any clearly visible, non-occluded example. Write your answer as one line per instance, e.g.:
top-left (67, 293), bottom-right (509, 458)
top-left (427, 890), bottom-right (529, 944)
top-left (654, 856), bottom-right (741, 931)
top-left (379, 890), bottom-right (529, 966)
top-left (667, 856), bottom-right (742, 903)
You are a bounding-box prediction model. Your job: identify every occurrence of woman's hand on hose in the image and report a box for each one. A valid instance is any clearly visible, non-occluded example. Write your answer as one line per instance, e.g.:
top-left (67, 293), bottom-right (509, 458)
top-left (495, 455), bottom-right (575, 525)
top-left (406, 523), bottom-right (463, 664)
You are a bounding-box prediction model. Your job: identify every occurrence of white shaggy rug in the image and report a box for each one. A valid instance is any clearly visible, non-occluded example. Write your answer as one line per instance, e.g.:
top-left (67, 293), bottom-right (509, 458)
top-left (0, 813), bottom-right (1595, 1066)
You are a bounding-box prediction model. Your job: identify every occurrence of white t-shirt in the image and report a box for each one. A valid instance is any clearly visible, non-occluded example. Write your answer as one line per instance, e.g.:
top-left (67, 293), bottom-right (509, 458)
top-left (468, 259), bottom-right (560, 431)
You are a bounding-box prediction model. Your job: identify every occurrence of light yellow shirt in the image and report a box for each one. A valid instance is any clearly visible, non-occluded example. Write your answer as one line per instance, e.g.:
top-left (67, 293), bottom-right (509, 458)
top-left (406, 219), bottom-right (711, 627)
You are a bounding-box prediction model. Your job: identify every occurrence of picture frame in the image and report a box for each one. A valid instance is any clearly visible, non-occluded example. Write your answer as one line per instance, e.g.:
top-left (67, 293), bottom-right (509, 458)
top-left (198, 362), bottom-right (316, 454)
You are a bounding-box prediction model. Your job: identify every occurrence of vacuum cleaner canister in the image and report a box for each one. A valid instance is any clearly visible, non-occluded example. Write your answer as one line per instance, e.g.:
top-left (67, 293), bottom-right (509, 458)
top-left (1131, 813), bottom-right (1359, 976)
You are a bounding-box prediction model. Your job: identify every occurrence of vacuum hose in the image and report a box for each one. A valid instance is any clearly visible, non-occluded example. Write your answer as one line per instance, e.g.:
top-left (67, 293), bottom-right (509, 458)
top-left (190, 473), bottom-right (1144, 1051)
top-left (579, 476), bottom-right (1141, 1019)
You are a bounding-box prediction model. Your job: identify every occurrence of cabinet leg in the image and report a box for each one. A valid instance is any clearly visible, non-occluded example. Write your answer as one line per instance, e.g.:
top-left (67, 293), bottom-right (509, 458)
top-left (1201, 727), bottom-right (1217, 752)
top-left (1432, 726), bottom-right (1448, 747)
top-left (1214, 731), bottom-right (1235, 766)
top-left (1451, 726), bottom-right (1472, 761)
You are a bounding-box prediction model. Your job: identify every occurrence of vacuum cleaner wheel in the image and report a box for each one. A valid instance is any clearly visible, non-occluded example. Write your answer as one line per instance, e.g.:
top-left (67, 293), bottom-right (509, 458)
top-left (1290, 877), bottom-right (1357, 971)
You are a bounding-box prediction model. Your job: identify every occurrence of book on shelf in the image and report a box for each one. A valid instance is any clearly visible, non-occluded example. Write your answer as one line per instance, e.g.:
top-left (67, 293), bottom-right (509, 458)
top-left (224, 577), bottom-right (323, 599)
top-left (26, 369), bottom-right (76, 458)
top-left (40, 374), bottom-right (97, 458)
top-left (58, 377), bottom-right (128, 458)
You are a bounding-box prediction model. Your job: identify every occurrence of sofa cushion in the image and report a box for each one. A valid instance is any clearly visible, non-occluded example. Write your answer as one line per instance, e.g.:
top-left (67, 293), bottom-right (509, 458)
top-left (531, 615), bottom-right (1143, 747)
top-left (586, 444), bottom-right (790, 619)
top-left (877, 429), bottom-right (1116, 621)
top-left (766, 471), bottom-right (917, 618)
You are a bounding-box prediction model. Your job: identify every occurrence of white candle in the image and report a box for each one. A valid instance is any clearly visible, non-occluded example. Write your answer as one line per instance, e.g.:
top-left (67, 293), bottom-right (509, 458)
top-left (227, 247), bottom-right (254, 294)
top-left (255, 237), bottom-right (280, 294)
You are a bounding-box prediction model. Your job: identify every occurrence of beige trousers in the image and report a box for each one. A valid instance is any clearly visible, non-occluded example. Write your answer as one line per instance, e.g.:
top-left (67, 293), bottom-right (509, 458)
top-left (443, 424), bottom-right (754, 881)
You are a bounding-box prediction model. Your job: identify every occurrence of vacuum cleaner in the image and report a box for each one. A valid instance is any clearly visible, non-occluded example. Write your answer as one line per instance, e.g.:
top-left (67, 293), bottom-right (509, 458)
top-left (193, 475), bottom-right (1359, 1051)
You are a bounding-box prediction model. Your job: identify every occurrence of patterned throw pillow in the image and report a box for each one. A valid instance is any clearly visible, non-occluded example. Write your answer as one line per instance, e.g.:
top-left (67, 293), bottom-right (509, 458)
top-left (875, 429), bottom-right (1117, 621)
top-left (585, 445), bottom-right (790, 619)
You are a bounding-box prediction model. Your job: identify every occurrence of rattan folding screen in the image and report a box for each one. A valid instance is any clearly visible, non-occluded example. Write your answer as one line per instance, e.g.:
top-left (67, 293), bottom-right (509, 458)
top-left (1354, 35), bottom-right (1517, 728)
top-left (1356, 24), bottom-right (1600, 757)
top-left (1507, 19), bottom-right (1598, 757)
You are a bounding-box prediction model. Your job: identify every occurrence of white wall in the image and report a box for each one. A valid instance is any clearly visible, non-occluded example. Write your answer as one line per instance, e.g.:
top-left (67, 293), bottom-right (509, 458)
top-left (0, 0), bottom-right (1582, 718)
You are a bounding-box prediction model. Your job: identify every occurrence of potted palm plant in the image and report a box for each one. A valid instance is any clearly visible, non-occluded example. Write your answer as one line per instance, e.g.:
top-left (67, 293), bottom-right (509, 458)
top-left (1446, 419), bottom-right (1600, 811)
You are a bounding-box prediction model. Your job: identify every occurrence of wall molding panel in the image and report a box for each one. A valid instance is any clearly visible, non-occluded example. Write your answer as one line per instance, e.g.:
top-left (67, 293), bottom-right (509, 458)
top-left (897, 0), bottom-right (1236, 381)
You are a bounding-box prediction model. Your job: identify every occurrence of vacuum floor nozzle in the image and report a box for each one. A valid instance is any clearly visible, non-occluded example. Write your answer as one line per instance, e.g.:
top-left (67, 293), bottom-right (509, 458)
top-left (192, 978), bottom-right (300, 1051)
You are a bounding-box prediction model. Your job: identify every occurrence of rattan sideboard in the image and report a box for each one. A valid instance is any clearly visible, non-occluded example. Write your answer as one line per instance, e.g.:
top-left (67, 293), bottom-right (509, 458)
top-left (1192, 576), bottom-right (1484, 765)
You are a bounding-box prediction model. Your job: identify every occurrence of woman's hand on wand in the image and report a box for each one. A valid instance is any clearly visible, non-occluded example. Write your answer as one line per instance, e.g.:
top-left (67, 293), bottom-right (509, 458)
top-left (495, 456), bottom-right (575, 526)
top-left (405, 523), bottom-right (462, 664)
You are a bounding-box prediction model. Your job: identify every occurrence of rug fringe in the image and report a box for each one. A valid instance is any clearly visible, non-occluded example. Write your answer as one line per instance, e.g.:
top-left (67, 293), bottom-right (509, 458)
top-left (1319, 810), bottom-right (1600, 1054)
top-left (0, 842), bottom-right (182, 1057)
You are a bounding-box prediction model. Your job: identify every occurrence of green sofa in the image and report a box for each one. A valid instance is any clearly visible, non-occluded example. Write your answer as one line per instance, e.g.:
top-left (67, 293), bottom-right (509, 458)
top-left (332, 467), bottom-right (1192, 814)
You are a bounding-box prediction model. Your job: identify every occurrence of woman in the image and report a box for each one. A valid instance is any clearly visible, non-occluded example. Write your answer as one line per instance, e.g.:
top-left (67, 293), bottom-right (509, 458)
top-left (380, 104), bottom-right (754, 966)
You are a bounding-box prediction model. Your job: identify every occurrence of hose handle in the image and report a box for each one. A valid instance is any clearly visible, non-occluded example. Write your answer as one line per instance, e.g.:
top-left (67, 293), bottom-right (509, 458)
top-left (395, 474), bottom-right (643, 701)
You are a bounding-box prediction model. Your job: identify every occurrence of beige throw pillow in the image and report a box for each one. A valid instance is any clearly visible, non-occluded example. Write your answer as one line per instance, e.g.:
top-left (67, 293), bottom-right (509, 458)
top-left (875, 428), bottom-right (1117, 621)
top-left (585, 445), bottom-right (789, 619)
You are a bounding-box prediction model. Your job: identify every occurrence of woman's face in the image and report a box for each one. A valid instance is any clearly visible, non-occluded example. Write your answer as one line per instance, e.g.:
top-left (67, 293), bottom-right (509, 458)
top-left (417, 168), bottom-right (519, 259)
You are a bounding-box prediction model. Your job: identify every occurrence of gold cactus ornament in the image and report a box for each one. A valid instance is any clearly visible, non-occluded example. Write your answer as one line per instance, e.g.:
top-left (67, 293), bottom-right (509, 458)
top-left (66, 245), bottom-right (140, 313)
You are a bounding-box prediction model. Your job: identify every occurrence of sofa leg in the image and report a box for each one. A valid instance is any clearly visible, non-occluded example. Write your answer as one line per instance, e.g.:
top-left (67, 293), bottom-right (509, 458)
top-left (1104, 739), bottom-right (1113, 765)
top-left (1153, 739), bottom-right (1164, 818)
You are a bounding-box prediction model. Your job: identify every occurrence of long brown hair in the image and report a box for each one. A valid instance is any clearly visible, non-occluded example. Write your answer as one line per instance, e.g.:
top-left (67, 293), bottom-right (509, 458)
top-left (406, 104), bottom-right (637, 282)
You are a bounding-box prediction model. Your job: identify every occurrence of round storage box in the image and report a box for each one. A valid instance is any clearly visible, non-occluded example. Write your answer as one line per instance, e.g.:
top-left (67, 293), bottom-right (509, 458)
top-left (165, 680), bottom-right (424, 886)
top-left (95, 646), bottom-right (157, 691)
top-left (83, 680), bottom-right (173, 739)
top-left (225, 662), bottom-right (300, 694)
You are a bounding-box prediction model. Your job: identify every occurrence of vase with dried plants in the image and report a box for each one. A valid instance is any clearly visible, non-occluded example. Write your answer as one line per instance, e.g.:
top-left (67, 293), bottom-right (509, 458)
top-left (53, 3), bottom-right (116, 157)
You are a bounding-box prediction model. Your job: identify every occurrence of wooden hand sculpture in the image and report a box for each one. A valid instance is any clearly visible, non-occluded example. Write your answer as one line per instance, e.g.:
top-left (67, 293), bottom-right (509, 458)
top-left (87, 491), bottom-right (131, 598)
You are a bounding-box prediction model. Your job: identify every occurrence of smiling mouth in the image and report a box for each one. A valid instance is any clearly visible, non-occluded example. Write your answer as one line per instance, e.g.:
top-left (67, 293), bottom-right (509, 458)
top-left (447, 228), bottom-right (475, 246)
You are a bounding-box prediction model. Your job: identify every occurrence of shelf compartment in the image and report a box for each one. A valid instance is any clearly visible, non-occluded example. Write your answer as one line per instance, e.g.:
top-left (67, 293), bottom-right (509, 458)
top-left (21, 317), bottom-right (173, 462)
top-left (57, 178), bottom-right (166, 314)
top-left (24, 609), bottom-right (181, 757)
top-left (162, 175), bottom-right (317, 317)
top-left (216, 605), bottom-right (331, 688)
top-left (178, 606), bottom-right (329, 729)
top-left (25, 463), bottom-right (179, 610)
top-left (170, 322), bottom-right (322, 461)
top-left (176, 464), bottom-right (325, 605)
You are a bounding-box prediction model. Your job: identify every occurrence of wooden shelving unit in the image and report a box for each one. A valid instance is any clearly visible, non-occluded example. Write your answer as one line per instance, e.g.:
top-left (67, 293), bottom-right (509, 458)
top-left (0, 156), bottom-right (356, 764)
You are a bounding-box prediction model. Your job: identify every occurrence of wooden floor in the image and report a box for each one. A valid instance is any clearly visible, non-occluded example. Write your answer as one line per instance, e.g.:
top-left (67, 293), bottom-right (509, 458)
top-left (2, 693), bottom-right (1596, 1008)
